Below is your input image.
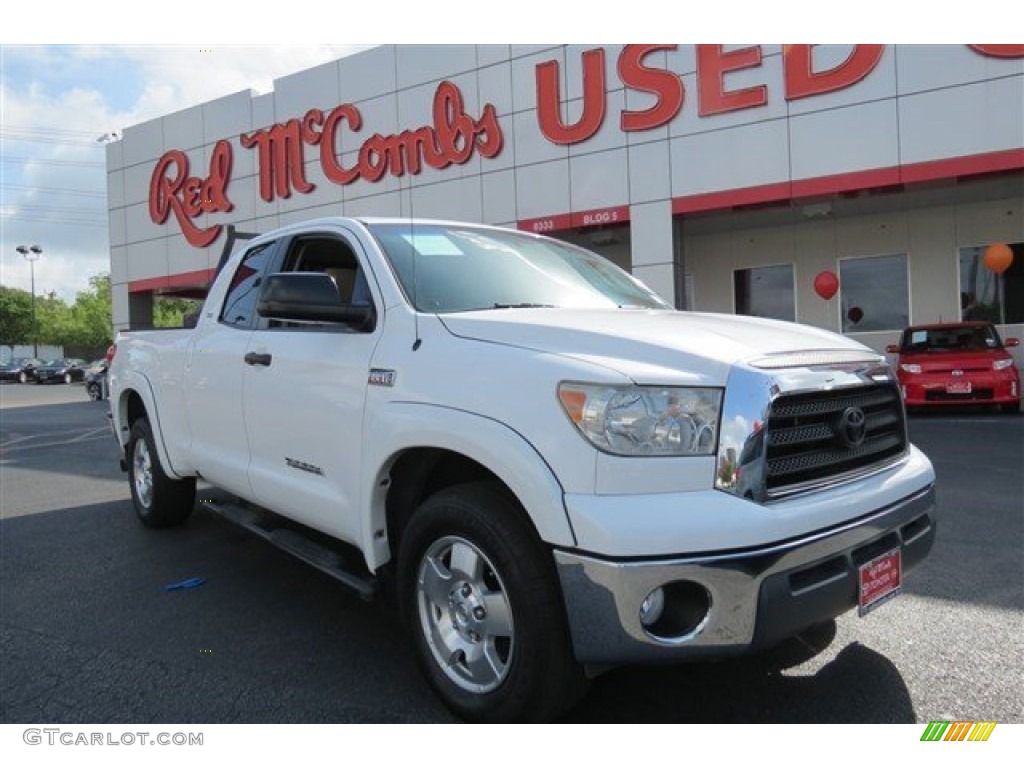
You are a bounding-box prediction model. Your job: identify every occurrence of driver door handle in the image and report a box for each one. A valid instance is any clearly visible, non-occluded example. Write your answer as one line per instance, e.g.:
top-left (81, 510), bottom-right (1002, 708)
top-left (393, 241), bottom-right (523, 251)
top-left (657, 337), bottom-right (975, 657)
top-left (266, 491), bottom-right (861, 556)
top-left (244, 352), bottom-right (273, 367)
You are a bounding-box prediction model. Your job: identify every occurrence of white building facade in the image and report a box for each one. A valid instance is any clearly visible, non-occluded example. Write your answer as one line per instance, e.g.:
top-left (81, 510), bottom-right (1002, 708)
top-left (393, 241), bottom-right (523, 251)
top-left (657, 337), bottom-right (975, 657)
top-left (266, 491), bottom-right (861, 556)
top-left (107, 44), bottom-right (1024, 357)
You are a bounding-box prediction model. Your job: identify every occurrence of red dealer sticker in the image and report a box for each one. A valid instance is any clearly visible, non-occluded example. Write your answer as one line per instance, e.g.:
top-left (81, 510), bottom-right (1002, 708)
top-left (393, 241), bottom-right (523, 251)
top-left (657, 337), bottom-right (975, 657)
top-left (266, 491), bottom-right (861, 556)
top-left (858, 548), bottom-right (902, 616)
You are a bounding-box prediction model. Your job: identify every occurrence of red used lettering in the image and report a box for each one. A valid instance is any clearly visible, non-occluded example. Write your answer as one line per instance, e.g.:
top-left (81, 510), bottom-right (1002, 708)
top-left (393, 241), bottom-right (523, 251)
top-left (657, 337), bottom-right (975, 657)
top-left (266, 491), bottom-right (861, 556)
top-left (697, 44), bottom-right (767, 117)
top-left (148, 140), bottom-right (234, 248)
top-left (784, 45), bottom-right (884, 100)
top-left (618, 44), bottom-right (684, 131)
top-left (536, 48), bottom-right (607, 144)
top-left (969, 44), bottom-right (1024, 58)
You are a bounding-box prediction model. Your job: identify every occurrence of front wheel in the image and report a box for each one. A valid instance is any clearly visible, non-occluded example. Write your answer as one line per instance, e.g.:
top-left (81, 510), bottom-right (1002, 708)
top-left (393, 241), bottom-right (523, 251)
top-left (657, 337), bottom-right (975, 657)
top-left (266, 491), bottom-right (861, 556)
top-left (87, 383), bottom-right (102, 401)
top-left (127, 417), bottom-right (195, 528)
top-left (18, 371), bottom-right (27, 384)
top-left (63, 372), bottom-right (72, 384)
top-left (398, 481), bottom-right (586, 722)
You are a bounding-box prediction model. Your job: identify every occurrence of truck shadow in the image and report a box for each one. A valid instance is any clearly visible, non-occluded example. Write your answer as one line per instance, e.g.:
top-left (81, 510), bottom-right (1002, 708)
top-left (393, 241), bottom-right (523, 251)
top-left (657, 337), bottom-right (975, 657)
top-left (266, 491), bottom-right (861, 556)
top-left (565, 629), bottom-right (916, 723)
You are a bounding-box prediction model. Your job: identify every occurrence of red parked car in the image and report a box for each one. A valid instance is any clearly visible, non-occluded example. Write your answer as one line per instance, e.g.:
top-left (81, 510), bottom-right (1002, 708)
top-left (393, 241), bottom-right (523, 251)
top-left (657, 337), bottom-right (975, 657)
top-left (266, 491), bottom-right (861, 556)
top-left (888, 322), bottom-right (1020, 413)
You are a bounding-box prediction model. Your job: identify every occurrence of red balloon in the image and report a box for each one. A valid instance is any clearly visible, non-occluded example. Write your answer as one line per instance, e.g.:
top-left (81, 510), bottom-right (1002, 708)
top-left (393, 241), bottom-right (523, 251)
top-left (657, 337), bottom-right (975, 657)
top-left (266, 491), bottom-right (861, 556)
top-left (983, 243), bottom-right (1013, 274)
top-left (847, 306), bottom-right (864, 324)
top-left (814, 270), bottom-right (839, 300)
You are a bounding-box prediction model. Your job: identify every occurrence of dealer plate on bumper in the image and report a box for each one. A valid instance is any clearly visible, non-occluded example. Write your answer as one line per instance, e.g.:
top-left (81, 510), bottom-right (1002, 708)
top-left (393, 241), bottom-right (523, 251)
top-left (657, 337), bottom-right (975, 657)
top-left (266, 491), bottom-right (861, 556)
top-left (858, 548), bottom-right (902, 616)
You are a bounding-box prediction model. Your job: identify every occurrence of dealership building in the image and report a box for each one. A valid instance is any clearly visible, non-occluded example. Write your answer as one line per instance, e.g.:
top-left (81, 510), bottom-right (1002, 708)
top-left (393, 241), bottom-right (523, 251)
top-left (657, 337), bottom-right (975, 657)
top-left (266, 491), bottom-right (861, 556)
top-left (106, 44), bottom-right (1024, 361)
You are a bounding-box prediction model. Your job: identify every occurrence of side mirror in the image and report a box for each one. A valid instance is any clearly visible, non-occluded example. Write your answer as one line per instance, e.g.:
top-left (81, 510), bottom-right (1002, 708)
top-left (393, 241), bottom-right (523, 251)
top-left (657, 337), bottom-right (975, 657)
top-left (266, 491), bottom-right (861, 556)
top-left (1005, 338), bottom-right (1019, 348)
top-left (885, 344), bottom-right (900, 354)
top-left (257, 272), bottom-right (375, 330)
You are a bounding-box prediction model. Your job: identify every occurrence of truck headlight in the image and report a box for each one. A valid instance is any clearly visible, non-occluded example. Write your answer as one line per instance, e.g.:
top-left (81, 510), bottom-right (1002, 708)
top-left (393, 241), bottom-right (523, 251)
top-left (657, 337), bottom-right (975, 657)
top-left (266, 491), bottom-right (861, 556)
top-left (899, 363), bottom-right (922, 374)
top-left (558, 383), bottom-right (722, 456)
top-left (993, 359), bottom-right (1014, 371)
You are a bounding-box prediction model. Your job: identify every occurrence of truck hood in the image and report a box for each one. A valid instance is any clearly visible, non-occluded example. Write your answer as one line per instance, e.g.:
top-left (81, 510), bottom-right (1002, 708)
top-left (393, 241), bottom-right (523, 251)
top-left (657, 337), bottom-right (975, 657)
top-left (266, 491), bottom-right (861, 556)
top-left (439, 308), bottom-right (879, 385)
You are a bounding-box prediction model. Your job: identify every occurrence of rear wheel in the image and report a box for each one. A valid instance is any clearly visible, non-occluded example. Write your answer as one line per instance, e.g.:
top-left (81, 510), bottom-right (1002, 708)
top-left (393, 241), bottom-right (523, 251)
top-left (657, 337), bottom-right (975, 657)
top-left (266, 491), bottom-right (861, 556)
top-left (398, 481), bottom-right (586, 722)
top-left (87, 383), bottom-right (102, 401)
top-left (18, 371), bottom-right (27, 384)
top-left (1002, 400), bottom-right (1021, 414)
top-left (127, 417), bottom-right (195, 527)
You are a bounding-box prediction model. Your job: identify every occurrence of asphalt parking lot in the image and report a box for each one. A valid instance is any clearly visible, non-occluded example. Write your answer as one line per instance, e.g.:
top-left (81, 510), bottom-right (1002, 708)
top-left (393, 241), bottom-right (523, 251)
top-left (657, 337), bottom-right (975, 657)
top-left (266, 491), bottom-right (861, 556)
top-left (1, 382), bottom-right (1021, 723)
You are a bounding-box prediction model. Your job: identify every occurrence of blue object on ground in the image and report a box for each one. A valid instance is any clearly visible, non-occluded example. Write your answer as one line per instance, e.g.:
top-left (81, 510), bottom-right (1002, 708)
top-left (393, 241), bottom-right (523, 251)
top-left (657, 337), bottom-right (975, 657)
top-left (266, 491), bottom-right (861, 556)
top-left (163, 577), bottom-right (206, 591)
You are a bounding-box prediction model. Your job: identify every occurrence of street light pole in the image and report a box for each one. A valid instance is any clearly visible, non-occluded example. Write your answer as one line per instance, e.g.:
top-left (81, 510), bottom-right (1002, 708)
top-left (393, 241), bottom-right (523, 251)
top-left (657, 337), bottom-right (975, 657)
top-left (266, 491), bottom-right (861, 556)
top-left (15, 245), bottom-right (42, 358)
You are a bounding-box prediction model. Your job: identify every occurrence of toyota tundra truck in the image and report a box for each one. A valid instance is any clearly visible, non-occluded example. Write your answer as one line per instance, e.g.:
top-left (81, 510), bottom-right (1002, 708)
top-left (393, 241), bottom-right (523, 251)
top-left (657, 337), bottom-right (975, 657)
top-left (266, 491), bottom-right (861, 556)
top-left (109, 217), bottom-right (936, 722)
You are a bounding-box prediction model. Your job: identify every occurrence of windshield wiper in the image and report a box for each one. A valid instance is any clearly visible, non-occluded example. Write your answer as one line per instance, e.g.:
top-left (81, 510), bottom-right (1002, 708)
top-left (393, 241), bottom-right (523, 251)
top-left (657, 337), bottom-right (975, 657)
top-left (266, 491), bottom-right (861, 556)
top-left (492, 303), bottom-right (557, 309)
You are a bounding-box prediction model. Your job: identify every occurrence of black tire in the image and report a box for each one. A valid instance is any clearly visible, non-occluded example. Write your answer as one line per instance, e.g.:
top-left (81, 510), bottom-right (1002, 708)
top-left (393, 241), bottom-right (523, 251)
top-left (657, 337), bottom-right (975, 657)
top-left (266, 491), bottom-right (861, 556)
top-left (1002, 401), bottom-right (1021, 414)
top-left (398, 481), bottom-right (586, 722)
top-left (87, 383), bottom-right (102, 401)
top-left (127, 417), bottom-right (195, 528)
top-left (18, 371), bottom-right (27, 384)
top-left (63, 372), bottom-right (72, 384)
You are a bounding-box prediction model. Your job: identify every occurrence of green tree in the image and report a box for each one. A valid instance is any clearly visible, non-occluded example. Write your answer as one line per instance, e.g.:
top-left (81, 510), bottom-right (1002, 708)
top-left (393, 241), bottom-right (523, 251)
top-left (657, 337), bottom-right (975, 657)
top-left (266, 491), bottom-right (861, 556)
top-left (66, 274), bottom-right (113, 346)
top-left (0, 286), bottom-right (35, 351)
top-left (35, 293), bottom-right (73, 347)
top-left (154, 296), bottom-right (202, 328)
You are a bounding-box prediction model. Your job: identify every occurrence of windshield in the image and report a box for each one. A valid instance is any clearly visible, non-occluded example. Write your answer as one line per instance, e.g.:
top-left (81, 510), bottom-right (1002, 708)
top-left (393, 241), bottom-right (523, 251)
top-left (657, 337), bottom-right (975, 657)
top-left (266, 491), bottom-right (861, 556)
top-left (366, 223), bottom-right (670, 313)
top-left (901, 324), bottom-right (1002, 352)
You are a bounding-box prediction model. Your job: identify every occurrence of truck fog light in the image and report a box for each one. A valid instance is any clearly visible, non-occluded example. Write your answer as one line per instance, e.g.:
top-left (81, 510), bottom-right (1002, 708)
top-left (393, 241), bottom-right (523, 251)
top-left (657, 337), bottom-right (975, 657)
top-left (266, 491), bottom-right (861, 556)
top-left (641, 580), bottom-right (712, 642)
top-left (639, 587), bottom-right (665, 626)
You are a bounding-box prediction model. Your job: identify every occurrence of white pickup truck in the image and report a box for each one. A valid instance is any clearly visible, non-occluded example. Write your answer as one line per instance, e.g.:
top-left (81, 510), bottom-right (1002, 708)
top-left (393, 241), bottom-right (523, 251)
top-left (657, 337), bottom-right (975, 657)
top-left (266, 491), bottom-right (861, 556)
top-left (109, 217), bottom-right (936, 721)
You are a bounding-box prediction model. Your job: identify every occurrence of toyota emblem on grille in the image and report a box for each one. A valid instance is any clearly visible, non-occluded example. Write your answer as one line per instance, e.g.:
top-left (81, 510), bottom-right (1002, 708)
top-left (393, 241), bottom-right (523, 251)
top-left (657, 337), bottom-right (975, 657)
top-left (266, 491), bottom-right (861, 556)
top-left (836, 406), bottom-right (868, 449)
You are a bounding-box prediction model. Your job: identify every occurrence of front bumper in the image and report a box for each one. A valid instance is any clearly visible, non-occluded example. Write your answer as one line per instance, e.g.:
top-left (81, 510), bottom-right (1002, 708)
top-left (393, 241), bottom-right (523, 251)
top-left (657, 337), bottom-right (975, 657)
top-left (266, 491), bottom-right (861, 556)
top-left (554, 485), bottom-right (935, 663)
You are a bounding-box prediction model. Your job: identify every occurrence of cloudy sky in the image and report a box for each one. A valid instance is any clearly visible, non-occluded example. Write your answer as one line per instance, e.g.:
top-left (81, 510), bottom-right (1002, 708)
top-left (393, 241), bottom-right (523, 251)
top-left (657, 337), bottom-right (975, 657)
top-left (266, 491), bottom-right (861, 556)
top-left (1, 43), bottom-right (372, 302)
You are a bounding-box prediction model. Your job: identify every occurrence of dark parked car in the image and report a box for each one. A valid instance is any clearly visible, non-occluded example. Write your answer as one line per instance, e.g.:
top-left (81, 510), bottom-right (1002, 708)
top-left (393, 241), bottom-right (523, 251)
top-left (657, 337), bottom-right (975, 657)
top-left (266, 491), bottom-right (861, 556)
top-left (888, 321), bottom-right (1021, 413)
top-left (33, 359), bottom-right (87, 385)
top-left (0, 358), bottom-right (42, 383)
top-left (84, 363), bottom-right (108, 401)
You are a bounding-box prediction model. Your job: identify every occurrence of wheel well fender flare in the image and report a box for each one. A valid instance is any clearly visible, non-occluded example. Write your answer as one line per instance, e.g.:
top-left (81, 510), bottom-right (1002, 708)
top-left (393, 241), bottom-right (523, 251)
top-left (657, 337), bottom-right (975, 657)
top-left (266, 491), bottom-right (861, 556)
top-left (114, 371), bottom-right (186, 480)
top-left (362, 402), bottom-right (576, 571)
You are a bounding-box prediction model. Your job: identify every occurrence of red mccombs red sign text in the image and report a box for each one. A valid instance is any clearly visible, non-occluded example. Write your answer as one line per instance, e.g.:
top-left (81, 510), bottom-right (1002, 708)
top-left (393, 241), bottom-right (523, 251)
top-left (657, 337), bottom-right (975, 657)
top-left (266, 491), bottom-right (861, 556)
top-left (149, 44), bottom-right (1024, 247)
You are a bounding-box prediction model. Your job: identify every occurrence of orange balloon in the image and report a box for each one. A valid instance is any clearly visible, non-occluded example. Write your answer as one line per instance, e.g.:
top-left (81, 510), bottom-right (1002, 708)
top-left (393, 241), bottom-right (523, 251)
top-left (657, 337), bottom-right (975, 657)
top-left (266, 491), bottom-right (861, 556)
top-left (983, 243), bottom-right (1013, 274)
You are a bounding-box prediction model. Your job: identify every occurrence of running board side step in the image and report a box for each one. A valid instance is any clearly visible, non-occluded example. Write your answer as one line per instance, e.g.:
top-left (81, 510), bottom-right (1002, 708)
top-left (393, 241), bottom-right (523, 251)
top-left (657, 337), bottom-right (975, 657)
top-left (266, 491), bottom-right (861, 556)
top-left (199, 497), bottom-right (377, 602)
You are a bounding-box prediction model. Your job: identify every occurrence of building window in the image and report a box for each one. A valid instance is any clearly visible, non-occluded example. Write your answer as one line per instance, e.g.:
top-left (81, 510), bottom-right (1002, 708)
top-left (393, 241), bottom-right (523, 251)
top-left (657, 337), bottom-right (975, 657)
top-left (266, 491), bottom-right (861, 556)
top-left (959, 243), bottom-right (1023, 324)
top-left (839, 253), bottom-right (908, 333)
top-left (734, 264), bottom-right (795, 321)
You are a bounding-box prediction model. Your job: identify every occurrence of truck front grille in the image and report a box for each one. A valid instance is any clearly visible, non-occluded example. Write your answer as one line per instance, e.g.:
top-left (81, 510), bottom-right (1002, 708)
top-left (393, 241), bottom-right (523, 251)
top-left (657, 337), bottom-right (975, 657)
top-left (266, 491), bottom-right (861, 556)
top-left (764, 385), bottom-right (907, 494)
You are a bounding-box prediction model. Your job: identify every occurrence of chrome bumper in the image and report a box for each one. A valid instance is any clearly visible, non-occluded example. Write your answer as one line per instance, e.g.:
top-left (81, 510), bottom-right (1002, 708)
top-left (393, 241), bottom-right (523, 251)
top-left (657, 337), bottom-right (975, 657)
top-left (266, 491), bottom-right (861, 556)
top-left (554, 485), bottom-right (935, 663)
